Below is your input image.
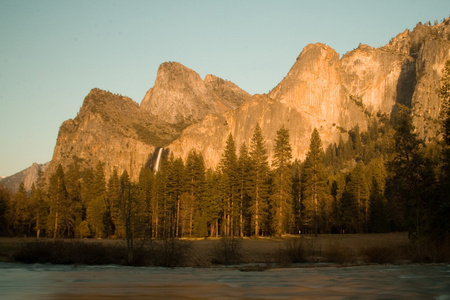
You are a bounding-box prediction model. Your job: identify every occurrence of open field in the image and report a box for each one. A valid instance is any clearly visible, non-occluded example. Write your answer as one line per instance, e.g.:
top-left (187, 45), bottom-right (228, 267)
top-left (5, 232), bottom-right (450, 267)
top-left (1, 233), bottom-right (422, 267)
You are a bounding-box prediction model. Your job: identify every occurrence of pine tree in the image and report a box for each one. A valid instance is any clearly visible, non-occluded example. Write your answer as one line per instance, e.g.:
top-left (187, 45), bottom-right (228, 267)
top-left (219, 133), bottom-right (239, 236)
top-left (386, 104), bottom-right (435, 242)
top-left (119, 170), bottom-right (138, 263)
top-left (86, 162), bottom-right (107, 238)
top-left (237, 142), bottom-right (252, 237)
top-left (47, 164), bottom-right (68, 238)
top-left (185, 150), bottom-right (206, 237)
top-left (153, 155), bottom-right (170, 238)
top-left (271, 125), bottom-right (293, 236)
top-left (302, 128), bottom-right (327, 234)
top-left (203, 169), bottom-right (222, 237)
top-left (329, 175), bottom-right (344, 233)
top-left (65, 160), bottom-right (83, 237)
top-left (138, 165), bottom-right (154, 238)
top-left (368, 176), bottom-right (388, 233)
top-left (8, 182), bottom-right (30, 235)
top-left (347, 162), bottom-right (370, 232)
top-left (86, 193), bottom-right (107, 238)
top-left (107, 168), bottom-right (121, 237)
top-left (291, 160), bottom-right (302, 233)
top-left (30, 177), bottom-right (47, 238)
top-left (249, 124), bottom-right (270, 237)
top-left (166, 154), bottom-right (185, 237)
top-left (80, 167), bottom-right (94, 216)
top-left (366, 158), bottom-right (389, 233)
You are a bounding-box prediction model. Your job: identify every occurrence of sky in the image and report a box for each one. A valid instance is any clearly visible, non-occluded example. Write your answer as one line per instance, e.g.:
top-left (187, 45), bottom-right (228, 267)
top-left (1, 0), bottom-right (450, 177)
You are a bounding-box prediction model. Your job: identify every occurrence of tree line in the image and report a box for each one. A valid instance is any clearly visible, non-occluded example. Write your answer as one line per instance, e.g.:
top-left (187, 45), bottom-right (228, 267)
top-left (1, 63), bottom-right (450, 245)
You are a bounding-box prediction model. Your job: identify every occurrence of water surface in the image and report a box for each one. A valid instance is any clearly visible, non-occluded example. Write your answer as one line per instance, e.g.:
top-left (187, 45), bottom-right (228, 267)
top-left (1, 262), bottom-right (449, 299)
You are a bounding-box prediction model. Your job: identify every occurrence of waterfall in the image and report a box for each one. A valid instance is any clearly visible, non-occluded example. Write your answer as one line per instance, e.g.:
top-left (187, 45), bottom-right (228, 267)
top-left (154, 147), bottom-right (163, 172)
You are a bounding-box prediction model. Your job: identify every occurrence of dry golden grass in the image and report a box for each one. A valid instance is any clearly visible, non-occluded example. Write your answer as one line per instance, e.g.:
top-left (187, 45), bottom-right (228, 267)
top-left (1, 233), bottom-right (415, 267)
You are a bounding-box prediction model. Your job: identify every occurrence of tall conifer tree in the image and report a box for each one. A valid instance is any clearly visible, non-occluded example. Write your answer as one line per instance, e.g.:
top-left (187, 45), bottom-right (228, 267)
top-left (249, 124), bottom-right (269, 237)
top-left (87, 162), bottom-right (107, 238)
top-left (219, 133), bottom-right (239, 236)
top-left (138, 165), bottom-right (154, 238)
top-left (166, 155), bottom-right (185, 237)
top-left (271, 125), bottom-right (293, 236)
top-left (107, 168), bottom-right (121, 237)
top-left (386, 104), bottom-right (434, 242)
top-left (347, 162), bottom-right (370, 232)
top-left (237, 142), bottom-right (252, 237)
top-left (302, 128), bottom-right (327, 234)
top-left (185, 150), bottom-right (206, 237)
top-left (48, 164), bottom-right (68, 238)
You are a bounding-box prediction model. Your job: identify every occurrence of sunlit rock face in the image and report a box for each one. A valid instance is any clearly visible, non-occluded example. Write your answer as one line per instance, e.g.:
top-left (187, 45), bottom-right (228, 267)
top-left (169, 20), bottom-right (450, 168)
top-left (140, 62), bottom-right (250, 125)
top-left (42, 19), bottom-right (450, 180)
top-left (45, 66), bottom-right (251, 180)
top-left (169, 94), bottom-right (317, 168)
top-left (45, 89), bottom-right (179, 181)
top-left (170, 44), bottom-right (357, 168)
top-left (340, 44), bottom-right (413, 115)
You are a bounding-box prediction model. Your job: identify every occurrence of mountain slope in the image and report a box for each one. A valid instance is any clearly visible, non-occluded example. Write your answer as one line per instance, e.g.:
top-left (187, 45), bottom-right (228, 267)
top-left (45, 88), bottom-right (181, 181)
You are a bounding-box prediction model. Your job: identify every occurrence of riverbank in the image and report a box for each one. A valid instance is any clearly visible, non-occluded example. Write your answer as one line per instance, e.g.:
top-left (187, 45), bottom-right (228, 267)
top-left (2, 232), bottom-right (449, 267)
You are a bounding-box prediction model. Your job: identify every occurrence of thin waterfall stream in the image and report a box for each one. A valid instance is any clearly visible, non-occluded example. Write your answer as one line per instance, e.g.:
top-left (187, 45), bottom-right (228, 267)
top-left (154, 147), bottom-right (163, 172)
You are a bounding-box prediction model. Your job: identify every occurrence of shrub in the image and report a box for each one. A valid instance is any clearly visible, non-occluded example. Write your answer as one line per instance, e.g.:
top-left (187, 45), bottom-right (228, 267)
top-left (283, 237), bottom-right (307, 263)
top-left (211, 237), bottom-right (242, 265)
top-left (361, 246), bottom-right (397, 264)
top-left (14, 240), bottom-right (126, 265)
top-left (148, 238), bottom-right (192, 267)
top-left (323, 242), bottom-right (356, 264)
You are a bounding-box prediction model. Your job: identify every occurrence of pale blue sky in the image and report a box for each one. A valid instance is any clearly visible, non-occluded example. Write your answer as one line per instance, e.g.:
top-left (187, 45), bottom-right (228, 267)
top-left (1, 0), bottom-right (449, 177)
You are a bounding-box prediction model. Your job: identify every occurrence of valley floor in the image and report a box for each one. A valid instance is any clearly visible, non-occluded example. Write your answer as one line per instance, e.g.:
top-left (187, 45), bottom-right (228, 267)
top-left (0, 233), bottom-right (415, 267)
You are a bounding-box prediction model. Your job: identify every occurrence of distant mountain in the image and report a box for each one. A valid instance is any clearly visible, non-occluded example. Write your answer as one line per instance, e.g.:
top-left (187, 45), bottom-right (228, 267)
top-left (10, 18), bottom-right (450, 184)
top-left (0, 162), bottom-right (49, 193)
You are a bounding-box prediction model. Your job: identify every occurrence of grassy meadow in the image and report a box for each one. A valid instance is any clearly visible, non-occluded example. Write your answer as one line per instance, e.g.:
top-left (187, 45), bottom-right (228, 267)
top-left (1, 232), bottom-right (449, 268)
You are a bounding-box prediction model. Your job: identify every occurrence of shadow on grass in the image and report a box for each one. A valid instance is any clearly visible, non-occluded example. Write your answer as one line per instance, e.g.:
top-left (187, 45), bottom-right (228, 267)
top-left (14, 238), bottom-right (192, 267)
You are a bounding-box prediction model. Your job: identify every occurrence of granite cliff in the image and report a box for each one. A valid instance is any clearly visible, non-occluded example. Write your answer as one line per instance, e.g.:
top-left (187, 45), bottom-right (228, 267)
top-left (7, 18), bottom-right (450, 187)
top-left (42, 65), bottom-right (249, 183)
top-left (44, 89), bottom-right (175, 181)
top-left (140, 62), bottom-right (250, 125)
top-left (169, 20), bottom-right (450, 167)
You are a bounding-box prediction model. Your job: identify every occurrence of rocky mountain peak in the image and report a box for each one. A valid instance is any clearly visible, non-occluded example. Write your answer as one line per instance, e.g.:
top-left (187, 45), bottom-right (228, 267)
top-left (203, 74), bottom-right (251, 109)
top-left (140, 62), bottom-right (249, 125)
top-left (269, 42), bottom-right (343, 128)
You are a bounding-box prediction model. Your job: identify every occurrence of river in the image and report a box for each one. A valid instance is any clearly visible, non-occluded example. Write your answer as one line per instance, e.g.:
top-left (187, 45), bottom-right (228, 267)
top-left (1, 262), bottom-right (449, 299)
